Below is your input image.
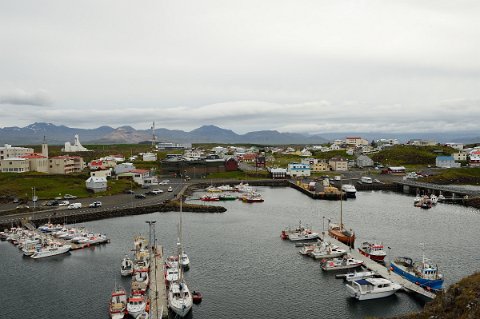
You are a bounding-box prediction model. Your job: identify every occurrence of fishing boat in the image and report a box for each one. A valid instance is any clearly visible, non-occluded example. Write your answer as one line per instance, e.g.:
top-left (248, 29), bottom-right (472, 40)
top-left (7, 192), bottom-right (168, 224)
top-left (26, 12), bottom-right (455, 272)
top-left (415, 195), bottom-right (432, 209)
top-left (200, 194), bottom-right (220, 201)
top-left (217, 185), bottom-right (235, 192)
top-left (180, 251), bottom-right (190, 270)
top-left (165, 266), bottom-right (180, 283)
top-left (109, 285), bottom-right (127, 319)
top-left (321, 256), bottom-right (363, 271)
top-left (126, 294), bottom-right (147, 318)
top-left (280, 221), bottom-right (309, 240)
top-left (390, 255), bottom-right (444, 290)
top-left (358, 242), bottom-right (387, 262)
top-left (241, 192), bottom-right (264, 203)
top-left (218, 194), bottom-right (237, 201)
top-left (288, 229), bottom-right (319, 241)
top-left (310, 242), bottom-right (347, 260)
top-left (206, 185), bottom-right (222, 193)
top-left (341, 184), bottom-right (357, 198)
top-left (121, 255), bottom-right (134, 276)
top-left (31, 242), bottom-right (71, 259)
top-left (346, 278), bottom-right (402, 300)
top-left (328, 190), bottom-right (355, 247)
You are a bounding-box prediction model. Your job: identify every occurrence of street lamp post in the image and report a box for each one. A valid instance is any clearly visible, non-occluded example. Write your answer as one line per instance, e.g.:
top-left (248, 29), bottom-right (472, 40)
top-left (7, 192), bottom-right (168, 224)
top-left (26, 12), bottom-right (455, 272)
top-left (32, 187), bottom-right (36, 210)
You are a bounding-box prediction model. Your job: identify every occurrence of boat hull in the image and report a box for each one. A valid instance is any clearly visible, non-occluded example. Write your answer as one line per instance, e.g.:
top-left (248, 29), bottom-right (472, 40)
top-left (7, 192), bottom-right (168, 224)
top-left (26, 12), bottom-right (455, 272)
top-left (390, 262), bottom-right (444, 290)
top-left (346, 285), bottom-right (398, 300)
top-left (328, 229), bottom-right (355, 247)
top-left (358, 249), bottom-right (386, 261)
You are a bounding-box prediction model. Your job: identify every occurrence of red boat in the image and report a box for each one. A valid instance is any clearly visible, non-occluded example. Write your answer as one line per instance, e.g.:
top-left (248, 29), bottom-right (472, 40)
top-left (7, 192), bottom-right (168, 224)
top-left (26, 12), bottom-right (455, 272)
top-left (358, 241), bottom-right (386, 261)
top-left (201, 195), bottom-right (220, 201)
top-left (192, 291), bottom-right (203, 304)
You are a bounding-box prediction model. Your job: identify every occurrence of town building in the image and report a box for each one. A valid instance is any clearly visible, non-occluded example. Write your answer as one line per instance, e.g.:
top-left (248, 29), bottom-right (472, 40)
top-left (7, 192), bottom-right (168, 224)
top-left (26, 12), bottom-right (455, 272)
top-left (469, 150), bottom-right (480, 167)
top-left (453, 151), bottom-right (468, 162)
top-left (114, 163), bottom-right (136, 175)
top-left (0, 144), bottom-right (34, 160)
top-left (22, 154), bottom-right (49, 173)
top-left (90, 169), bottom-right (112, 179)
top-left (356, 155), bottom-right (374, 168)
top-left (387, 166), bottom-right (406, 175)
top-left (156, 142), bottom-right (192, 150)
top-left (445, 143), bottom-right (464, 150)
top-left (0, 157), bottom-right (30, 173)
top-left (345, 137), bottom-right (369, 147)
top-left (49, 156), bottom-right (84, 174)
top-left (435, 156), bottom-right (460, 168)
top-left (85, 176), bottom-right (107, 192)
top-left (224, 157), bottom-right (239, 171)
top-left (328, 157), bottom-right (348, 171)
top-left (269, 168), bottom-right (287, 179)
top-left (287, 163), bottom-right (311, 177)
top-left (142, 152), bottom-right (157, 162)
top-left (117, 169), bottom-right (151, 185)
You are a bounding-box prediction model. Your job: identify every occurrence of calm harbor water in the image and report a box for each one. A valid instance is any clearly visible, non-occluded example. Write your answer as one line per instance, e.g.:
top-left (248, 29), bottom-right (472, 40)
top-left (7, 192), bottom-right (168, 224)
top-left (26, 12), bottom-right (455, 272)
top-left (1, 187), bottom-right (480, 319)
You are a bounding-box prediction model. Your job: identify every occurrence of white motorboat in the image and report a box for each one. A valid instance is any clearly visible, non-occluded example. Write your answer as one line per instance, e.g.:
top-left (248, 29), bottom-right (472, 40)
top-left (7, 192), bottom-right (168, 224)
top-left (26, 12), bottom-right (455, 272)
top-left (344, 270), bottom-right (377, 282)
top-left (121, 255), bottom-right (134, 276)
top-left (165, 267), bottom-right (179, 283)
top-left (341, 184), bottom-right (357, 198)
top-left (168, 281), bottom-right (193, 317)
top-left (136, 312), bottom-right (149, 319)
top-left (109, 286), bottom-right (127, 319)
top-left (31, 242), bottom-right (71, 259)
top-left (321, 256), bottom-right (363, 271)
top-left (133, 259), bottom-right (150, 272)
top-left (346, 277), bottom-right (402, 300)
top-left (127, 294), bottom-right (146, 318)
top-left (288, 230), bottom-right (319, 241)
top-left (309, 241), bottom-right (346, 260)
top-left (430, 194), bottom-right (438, 205)
top-left (180, 252), bottom-right (190, 270)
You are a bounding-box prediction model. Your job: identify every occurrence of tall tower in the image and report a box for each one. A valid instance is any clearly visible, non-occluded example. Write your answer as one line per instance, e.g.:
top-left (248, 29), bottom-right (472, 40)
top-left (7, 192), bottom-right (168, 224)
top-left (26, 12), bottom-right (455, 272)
top-left (41, 135), bottom-right (49, 158)
top-left (151, 121), bottom-right (157, 150)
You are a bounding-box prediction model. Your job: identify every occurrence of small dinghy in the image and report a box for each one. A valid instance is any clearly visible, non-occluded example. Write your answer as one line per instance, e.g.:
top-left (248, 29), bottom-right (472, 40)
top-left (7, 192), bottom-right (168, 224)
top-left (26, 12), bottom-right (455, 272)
top-left (192, 291), bottom-right (203, 304)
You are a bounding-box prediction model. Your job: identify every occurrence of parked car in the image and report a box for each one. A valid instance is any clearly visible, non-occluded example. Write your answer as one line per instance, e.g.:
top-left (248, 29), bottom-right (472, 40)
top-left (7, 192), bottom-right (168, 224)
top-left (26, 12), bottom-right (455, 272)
top-left (151, 189), bottom-right (163, 194)
top-left (167, 187), bottom-right (173, 192)
top-left (135, 194), bottom-right (146, 199)
top-left (124, 189), bottom-right (135, 194)
top-left (67, 203), bottom-right (82, 209)
top-left (44, 200), bottom-right (59, 206)
top-left (159, 180), bottom-right (170, 185)
top-left (89, 201), bottom-right (102, 208)
top-left (12, 198), bottom-right (19, 203)
top-left (58, 200), bottom-right (70, 206)
top-left (64, 194), bottom-right (77, 199)
top-left (16, 204), bottom-right (30, 209)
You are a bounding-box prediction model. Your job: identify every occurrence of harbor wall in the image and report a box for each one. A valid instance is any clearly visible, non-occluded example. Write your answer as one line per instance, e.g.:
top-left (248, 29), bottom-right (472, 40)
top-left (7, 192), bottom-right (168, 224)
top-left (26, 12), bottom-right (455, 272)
top-left (0, 201), bottom-right (226, 229)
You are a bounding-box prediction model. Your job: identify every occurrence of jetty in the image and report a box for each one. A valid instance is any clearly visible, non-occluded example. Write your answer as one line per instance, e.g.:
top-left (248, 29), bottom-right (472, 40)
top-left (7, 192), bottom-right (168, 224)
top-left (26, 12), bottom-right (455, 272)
top-left (395, 180), bottom-right (479, 198)
top-left (149, 244), bottom-right (168, 318)
top-left (326, 236), bottom-right (437, 300)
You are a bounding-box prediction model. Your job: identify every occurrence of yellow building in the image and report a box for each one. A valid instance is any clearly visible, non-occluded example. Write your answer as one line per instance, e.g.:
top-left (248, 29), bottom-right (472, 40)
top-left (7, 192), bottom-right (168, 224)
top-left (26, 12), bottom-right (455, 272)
top-left (328, 156), bottom-right (348, 171)
top-left (311, 162), bottom-right (330, 172)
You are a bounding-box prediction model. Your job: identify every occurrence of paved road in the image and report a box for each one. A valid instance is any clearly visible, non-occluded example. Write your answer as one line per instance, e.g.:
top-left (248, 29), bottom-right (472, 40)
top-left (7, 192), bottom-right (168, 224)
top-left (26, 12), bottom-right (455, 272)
top-left (0, 180), bottom-right (186, 225)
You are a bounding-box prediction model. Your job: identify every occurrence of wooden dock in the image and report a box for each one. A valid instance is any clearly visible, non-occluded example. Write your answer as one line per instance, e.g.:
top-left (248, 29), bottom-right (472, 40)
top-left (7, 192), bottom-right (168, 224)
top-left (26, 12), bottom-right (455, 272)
top-left (149, 245), bottom-right (168, 319)
top-left (326, 237), bottom-right (437, 299)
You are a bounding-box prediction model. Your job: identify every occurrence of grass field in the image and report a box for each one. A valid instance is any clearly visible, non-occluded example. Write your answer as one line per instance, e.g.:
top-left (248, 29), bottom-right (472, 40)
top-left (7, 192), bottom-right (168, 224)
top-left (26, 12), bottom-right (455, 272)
top-left (206, 170), bottom-right (269, 180)
top-left (425, 167), bottom-right (480, 185)
top-left (0, 173), bottom-right (135, 200)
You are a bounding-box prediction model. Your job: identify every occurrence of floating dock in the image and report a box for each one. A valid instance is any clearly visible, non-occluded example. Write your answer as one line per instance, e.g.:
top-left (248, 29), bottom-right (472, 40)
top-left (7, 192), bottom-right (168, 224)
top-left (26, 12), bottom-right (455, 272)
top-left (326, 236), bottom-right (437, 299)
top-left (149, 245), bottom-right (168, 318)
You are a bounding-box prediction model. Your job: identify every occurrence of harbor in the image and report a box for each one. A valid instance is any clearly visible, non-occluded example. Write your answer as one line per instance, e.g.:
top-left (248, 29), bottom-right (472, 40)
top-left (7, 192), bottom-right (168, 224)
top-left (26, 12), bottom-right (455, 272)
top-left (1, 187), bottom-right (479, 318)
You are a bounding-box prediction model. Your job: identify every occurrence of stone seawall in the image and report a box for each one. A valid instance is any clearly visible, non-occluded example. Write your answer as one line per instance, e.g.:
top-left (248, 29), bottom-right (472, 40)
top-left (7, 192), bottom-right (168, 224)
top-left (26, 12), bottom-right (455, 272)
top-left (0, 201), bottom-right (226, 229)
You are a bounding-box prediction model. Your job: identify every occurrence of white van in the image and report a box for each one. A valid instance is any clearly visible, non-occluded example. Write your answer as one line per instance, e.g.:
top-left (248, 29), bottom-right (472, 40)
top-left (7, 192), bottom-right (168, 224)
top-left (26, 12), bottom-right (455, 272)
top-left (67, 203), bottom-right (82, 209)
top-left (360, 176), bottom-right (373, 184)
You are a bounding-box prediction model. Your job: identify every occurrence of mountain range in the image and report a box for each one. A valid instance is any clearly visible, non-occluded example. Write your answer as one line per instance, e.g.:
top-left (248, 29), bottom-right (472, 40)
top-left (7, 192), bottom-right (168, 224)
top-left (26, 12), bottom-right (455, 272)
top-left (0, 123), bottom-right (478, 145)
top-left (0, 123), bottom-right (329, 145)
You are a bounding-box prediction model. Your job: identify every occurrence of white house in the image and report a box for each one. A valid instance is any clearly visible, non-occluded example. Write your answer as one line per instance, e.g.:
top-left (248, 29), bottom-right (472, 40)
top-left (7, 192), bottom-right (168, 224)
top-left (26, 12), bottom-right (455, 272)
top-left (435, 156), bottom-right (460, 168)
top-left (142, 152), bottom-right (157, 162)
top-left (117, 169), bottom-right (150, 185)
top-left (445, 143), bottom-right (464, 150)
top-left (85, 176), bottom-right (107, 192)
top-left (114, 162), bottom-right (135, 175)
top-left (287, 163), bottom-right (311, 177)
top-left (270, 168), bottom-right (287, 179)
top-left (90, 169), bottom-right (112, 179)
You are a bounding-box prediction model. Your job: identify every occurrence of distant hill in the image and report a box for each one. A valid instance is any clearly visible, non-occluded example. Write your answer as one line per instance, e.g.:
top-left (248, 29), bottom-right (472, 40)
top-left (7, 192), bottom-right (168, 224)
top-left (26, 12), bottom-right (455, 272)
top-left (0, 123), bottom-right (329, 145)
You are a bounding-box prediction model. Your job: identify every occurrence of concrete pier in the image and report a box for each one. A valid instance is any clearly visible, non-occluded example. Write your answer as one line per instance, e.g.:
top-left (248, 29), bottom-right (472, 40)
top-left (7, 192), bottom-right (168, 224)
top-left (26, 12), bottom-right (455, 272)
top-left (149, 245), bottom-right (168, 319)
top-left (326, 236), bottom-right (437, 299)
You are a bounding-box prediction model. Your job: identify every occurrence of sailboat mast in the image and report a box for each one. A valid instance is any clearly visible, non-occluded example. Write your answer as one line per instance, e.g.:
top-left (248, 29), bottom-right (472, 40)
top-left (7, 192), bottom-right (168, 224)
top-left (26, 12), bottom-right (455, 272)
top-left (340, 178), bottom-right (343, 229)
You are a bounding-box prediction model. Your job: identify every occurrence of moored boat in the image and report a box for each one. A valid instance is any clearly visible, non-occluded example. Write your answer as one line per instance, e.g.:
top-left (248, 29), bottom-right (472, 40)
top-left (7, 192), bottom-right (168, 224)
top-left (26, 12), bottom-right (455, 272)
top-left (341, 184), bottom-right (357, 198)
top-left (358, 241), bottom-right (386, 261)
top-left (200, 194), bottom-right (220, 201)
top-left (390, 256), bottom-right (444, 290)
top-left (346, 278), bottom-right (402, 300)
top-left (126, 294), bottom-right (146, 318)
top-left (192, 290), bottom-right (203, 304)
top-left (288, 229), bottom-right (319, 241)
top-left (328, 190), bottom-right (355, 247)
top-left (310, 242), bottom-right (347, 260)
top-left (343, 270), bottom-right (378, 282)
top-left (168, 281), bottom-right (193, 317)
top-left (31, 242), bottom-right (71, 259)
top-left (121, 255), bottom-right (134, 276)
top-left (321, 255), bottom-right (363, 271)
top-left (109, 286), bottom-right (127, 319)
top-left (218, 194), bottom-right (237, 201)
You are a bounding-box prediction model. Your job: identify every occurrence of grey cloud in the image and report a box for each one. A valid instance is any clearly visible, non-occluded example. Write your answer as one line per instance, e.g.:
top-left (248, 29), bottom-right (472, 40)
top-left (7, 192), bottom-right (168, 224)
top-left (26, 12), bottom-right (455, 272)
top-left (0, 89), bottom-right (52, 106)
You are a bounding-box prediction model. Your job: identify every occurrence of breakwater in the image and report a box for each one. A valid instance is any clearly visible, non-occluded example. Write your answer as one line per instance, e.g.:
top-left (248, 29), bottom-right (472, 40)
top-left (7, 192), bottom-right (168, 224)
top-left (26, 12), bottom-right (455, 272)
top-left (0, 200), bottom-right (226, 230)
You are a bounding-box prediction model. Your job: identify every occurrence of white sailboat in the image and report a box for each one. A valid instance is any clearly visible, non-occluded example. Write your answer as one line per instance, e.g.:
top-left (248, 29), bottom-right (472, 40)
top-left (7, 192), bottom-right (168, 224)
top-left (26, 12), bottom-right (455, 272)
top-left (168, 198), bottom-right (193, 317)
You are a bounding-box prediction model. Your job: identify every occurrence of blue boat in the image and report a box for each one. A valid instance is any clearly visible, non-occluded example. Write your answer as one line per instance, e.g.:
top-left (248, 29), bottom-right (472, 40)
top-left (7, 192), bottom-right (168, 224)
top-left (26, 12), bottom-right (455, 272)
top-left (390, 256), bottom-right (444, 291)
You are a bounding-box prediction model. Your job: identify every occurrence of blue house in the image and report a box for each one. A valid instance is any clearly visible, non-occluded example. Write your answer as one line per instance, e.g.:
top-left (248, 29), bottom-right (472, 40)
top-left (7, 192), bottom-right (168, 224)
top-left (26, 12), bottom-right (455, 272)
top-left (287, 163), bottom-right (311, 177)
top-left (435, 156), bottom-right (460, 168)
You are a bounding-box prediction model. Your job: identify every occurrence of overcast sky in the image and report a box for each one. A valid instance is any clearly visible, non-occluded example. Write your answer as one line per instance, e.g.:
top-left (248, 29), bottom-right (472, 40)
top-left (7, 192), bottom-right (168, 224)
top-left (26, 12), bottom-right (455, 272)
top-left (1, 0), bottom-right (479, 134)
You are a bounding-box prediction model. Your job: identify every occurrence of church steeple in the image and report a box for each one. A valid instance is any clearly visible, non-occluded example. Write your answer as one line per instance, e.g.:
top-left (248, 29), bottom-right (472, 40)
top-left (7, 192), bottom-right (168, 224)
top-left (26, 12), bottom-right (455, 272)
top-left (41, 135), bottom-right (49, 158)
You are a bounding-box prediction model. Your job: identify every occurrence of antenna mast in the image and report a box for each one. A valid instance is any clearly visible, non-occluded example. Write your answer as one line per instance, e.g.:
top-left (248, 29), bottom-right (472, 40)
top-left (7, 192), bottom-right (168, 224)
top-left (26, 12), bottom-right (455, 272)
top-left (151, 121), bottom-right (156, 150)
